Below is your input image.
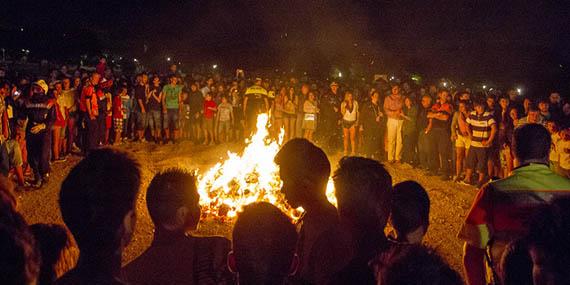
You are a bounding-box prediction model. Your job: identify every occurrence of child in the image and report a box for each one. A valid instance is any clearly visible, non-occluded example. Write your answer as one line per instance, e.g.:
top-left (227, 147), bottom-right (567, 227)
top-left (216, 96), bottom-right (233, 143)
top-left (557, 128), bottom-right (570, 178)
top-left (112, 87), bottom-right (126, 145)
top-left (389, 180), bottom-right (430, 244)
top-left (302, 91), bottom-right (318, 141)
top-left (546, 120), bottom-right (561, 173)
top-left (203, 93), bottom-right (217, 145)
top-left (180, 91), bottom-right (191, 140)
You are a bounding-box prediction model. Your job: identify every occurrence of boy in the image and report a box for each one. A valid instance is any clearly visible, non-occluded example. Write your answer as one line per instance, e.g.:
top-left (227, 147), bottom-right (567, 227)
top-left (216, 96), bottom-right (233, 143)
top-left (389, 180), bottom-right (430, 244)
top-left (123, 169), bottom-right (231, 284)
top-left (462, 99), bottom-right (497, 187)
top-left (203, 92), bottom-right (217, 145)
top-left (179, 90), bottom-right (191, 140)
top-left (228, 202), bottom-right (298, 285)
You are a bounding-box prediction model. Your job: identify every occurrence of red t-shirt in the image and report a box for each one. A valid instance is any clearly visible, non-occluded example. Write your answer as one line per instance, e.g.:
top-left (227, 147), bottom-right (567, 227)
top-left (80, 85), bottom-right (99, 116)
top-left (204, 100), bottom-right (217, 119)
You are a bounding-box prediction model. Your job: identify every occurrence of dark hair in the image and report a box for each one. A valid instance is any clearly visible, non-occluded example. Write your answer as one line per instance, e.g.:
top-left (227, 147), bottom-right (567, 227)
top-left (0, 213), bottom-right (40, 285)
top-left (275, 138), bottom-right (331, 192)
top-left (524, 197), bottom-right (570, 284)
top-left (333, 157), bottom-right (392, 248)
top-left (30, 223), bottom-right (78, 284)
top-left (146, 169), bottom-right (199, 228)
top-left (232, 202), bottom-right (297, 284)
top-left (391, 181), bottom-right (430, 240)
top-left (500, 239), bottom-right (533, 285)
top-left (377, 245), bottom-right (463, 285)
top-left (59, 148), bottom-right (141, 252)
top-left (512, 124), bottom-right (551, 163)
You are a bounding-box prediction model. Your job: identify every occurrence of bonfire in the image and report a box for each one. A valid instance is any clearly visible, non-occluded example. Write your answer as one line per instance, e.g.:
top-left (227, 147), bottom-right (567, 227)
top-left (197, 113), bottom-right (336, 221)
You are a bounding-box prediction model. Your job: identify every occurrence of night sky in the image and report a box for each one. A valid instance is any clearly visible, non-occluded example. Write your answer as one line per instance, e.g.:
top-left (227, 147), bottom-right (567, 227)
top-left (1, 0), bottom-right (569, 93)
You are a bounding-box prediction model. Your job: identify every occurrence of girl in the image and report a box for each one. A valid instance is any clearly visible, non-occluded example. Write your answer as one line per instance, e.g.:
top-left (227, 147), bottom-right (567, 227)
top-left (341, 91), bottom-right (359, 156)
top-left (302, 91), bottom-right (319, 141)
top-left (282, 86), bottom-right (297, 141)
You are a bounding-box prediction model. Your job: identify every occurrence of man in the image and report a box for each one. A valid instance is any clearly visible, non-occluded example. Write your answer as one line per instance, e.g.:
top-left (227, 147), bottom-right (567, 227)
top-left (274, 138), bottom-right (338, 284)
top-left (427, 89), bottom-right (453, 179)
top-left (228, 202), bottom-right (298, 285)
top-left (538, 99), bottom-right (551, 121)
top-left (147, 76), bottom-right (163, 143)
top-left (20, 80), bottom-right (54, 188)
top-left (79, 73), bottom-right (101, 153)
top-left (463, 99), bottom-right (496, 187)
top-left (319, 82), bottom-right (341, 150)
top-left (519, 105), bottom-right (544, 125)
top-left (161, 75), bottom-right (183, 144)
top-left (458, 124), bottom-right (570, 285)
top-left (360, 91), bottom-right (384, 159)
top-left (390, 181), bottom-right (430, 244)
top-left (0, 82), bottom-right (26, 187)
top-left (201, 77), bottom-right (214, 98)
top-left (417, 95), bottom-right (434, 172)
top-left (188, 83), bottom-right (204, 143)
top-left (123, 169), bottom-right (231, 284)
top-left (57, 148), bottom-right (141, 284)
top-left (243, 78), bottom-right (268, 136)
top-left (549, 91), bottom-right (562, 121)
top-left (383, 84), bottom-right (404, 163)
top-left (133, 74), bottom-right (148, 142)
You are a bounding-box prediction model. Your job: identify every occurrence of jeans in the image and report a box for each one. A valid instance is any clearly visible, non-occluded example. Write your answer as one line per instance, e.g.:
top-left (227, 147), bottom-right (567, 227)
top-left (27, 130), bottom-right (51, 180)
top-left (149, 110), bottom-right (162, 132)
top-left (386, 118), bottom-right (404, 161)
top-left (431, 128), bottom-right (451, 175)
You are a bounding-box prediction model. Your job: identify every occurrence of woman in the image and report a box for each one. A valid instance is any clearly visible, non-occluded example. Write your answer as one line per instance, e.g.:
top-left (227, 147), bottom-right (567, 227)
top-left (341, 91), bottom-right (359, 156)
top-left (302, 91), bottom-right (319, 141)
top-left (502, 106), bottom-right (519, 176)
top-left (401, 96), bottom-right (418, 166)
top-left (282, 86), bottom-right (297, 141)
top-left (451, 100), bottom-right (471, 182)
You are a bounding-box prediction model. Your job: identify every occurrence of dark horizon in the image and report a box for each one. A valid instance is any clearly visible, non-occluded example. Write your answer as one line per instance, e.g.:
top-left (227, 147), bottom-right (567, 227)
top-left (1, 0), bottom-right (569, 95)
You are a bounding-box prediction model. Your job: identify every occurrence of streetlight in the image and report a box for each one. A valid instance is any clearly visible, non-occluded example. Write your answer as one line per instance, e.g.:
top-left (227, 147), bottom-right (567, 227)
top-left (166, 57), bottom-right (171, 62)
top-left (133, 58), bottom-right (138, 63)
top-left (482, 85), bottom-right (487, 90)
top-left (338, 72), bottom-right (343, 78)
top-left (212, 64), bottom-right (218, 69)
top-left (517, 88), bottom-right (522, 95)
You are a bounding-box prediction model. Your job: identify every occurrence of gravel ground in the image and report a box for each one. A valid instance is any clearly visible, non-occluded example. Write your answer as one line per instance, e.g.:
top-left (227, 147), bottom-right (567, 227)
top-left (16, 140), bottom-right (476, 274)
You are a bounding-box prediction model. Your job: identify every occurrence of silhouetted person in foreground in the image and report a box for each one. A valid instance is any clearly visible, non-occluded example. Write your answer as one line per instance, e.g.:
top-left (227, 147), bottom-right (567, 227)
top-left (389, 181), bottom-right (430, 244)
top-left (30, 223), bottom-right (79, 285)
top-left (228, 202), bottom-right (298, 285)
top-left (123, 169), bottom-right (232, 284)
top-left (371, 244), bottom-right (463, 285)
top-left (458, 124), bottom-right (570, 285)
top-left (308, 157), bottom-right (392, 284)
top-left (56, 148), bottom-right (141, 284)
top-left (274, 138), bottom-right (338, 284)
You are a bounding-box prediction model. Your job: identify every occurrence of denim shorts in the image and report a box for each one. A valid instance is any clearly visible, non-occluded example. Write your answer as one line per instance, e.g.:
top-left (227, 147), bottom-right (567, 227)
top-left (164, 109), bottom-right (180, 130)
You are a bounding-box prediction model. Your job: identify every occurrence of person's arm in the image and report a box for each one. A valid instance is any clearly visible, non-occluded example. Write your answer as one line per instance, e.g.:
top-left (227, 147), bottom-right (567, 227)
top-left (451, 112), bottom-right (459, 140)
top-left (243, 96), bottom-right (248, 115)
top-left (484, 123), bottom-right (497, 146)
top-left (264, 97), bottom-right (269, 112)
top-left (463, 243), bottom-right (486, 285)
top-left (137, 94), bottom-right (146, 113)
top-left (161, 91), bottom-right (167, 113)
top-left (340, 101), bottom-right (346, 116)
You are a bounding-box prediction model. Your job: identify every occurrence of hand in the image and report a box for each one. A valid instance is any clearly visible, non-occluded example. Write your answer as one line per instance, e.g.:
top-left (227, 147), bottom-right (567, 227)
top-left (452, 135), bottom-right (458, 141)
top-left (30, 123), bottom-right (46, 134)
top-left (162, 109), bottom-right (167, 114)
top-left (333, 107), bottom-right (339, 112)
top-left (376, 116), bottom-right (380, 122)
top-left (481, 140), bottom-right (489, 147)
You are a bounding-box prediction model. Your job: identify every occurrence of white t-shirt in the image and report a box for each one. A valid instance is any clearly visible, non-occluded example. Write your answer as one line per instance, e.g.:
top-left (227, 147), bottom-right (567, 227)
top-left (342, 101), bottom-right (358, 122)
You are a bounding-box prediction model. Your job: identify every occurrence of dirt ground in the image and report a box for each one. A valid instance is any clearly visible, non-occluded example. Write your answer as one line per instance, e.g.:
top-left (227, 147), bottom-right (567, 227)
top-left (16, 140), bottom-right (476, 274)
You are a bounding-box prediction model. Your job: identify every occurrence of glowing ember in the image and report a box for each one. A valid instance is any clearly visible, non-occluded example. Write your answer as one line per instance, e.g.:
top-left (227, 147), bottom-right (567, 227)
top-left (197, 113), bottom-right (336, 221)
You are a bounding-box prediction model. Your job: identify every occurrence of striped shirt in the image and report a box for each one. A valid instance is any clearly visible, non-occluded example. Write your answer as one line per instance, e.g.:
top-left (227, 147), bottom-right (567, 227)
top-left (466, 111), bottom-right (495, 148)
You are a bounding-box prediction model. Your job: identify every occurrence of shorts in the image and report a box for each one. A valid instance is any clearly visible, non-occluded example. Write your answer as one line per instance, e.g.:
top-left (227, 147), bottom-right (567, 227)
top-left (114, 118), bottom-right (123, 131)
top-left (455, 134), bottom-right (471, 150)
top-left (302, 113), bottom-right (317, 131)
top-left (487, 144), bottom-right (500, 165)
top-left (52, 125), bottom-right (67, 139)
top-left (133, 111), bottom-right (147, 131)
top-left (3, 139), bottom-right (23, 167)
top-left (149, 110), bottom-right (162, 131)
top-left (466, 146), bottom-right (488, 173)
top-left (218, 120), bottom-right (231, 133)
top-left (204, 118), bottom-right (214, 132)
top-left (164, 109), bottom-right (179, 130)
top-left (342, 119), bottom-right (356, 129)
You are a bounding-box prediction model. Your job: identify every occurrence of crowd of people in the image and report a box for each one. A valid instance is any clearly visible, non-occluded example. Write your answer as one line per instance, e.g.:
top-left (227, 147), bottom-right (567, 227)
top-left (1, 58), bottom-right (570, 191)
top-left (1, 58), bottom-right (570, 284)
top-left (1, 123), bottom-right (570, 284)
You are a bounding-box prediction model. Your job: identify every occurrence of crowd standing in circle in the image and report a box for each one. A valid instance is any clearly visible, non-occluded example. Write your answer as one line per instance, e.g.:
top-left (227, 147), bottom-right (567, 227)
top-left (0, 58), bottom-right (570, 284)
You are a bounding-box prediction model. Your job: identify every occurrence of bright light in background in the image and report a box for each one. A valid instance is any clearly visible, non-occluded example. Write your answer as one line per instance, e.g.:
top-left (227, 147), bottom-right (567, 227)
top-left (517, 88), bottom-right (522, 95)
top-left (166, 57), bottom-right (171, 62)
top-left (212, 64), bottom-right (218, 69)
top-left (338, 72), bottom-right (342, 78)
top-left (442, 82), bottom-right (448, 87)
top-left (133, 58), bottom-right (138, 62)
top-left (390, 76), bottom-right (395, 81)
top-left (482, 85), bottom-right (487, 90)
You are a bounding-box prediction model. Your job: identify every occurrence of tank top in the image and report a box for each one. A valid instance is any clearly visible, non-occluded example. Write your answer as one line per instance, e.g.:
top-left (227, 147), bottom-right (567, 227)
top-left (343, 101), bottom-right (358, 122)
